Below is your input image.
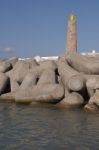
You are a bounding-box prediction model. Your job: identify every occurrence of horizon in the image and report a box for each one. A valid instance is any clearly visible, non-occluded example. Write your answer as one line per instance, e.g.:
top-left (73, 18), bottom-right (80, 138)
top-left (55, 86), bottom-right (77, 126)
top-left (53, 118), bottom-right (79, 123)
top-left (0, 0), bottom-right (99, 58)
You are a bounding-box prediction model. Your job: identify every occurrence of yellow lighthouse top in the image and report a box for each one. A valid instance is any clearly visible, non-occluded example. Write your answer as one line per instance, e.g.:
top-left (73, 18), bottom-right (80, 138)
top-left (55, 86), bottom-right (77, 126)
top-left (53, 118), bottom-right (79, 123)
top-left (69, 14), bottom-right (75, 21)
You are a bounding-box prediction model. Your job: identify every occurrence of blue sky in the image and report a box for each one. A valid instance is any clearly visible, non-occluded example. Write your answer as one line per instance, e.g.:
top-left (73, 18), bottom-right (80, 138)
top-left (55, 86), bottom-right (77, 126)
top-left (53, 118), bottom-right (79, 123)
top-left (0, 0), bottom-right (99, 58)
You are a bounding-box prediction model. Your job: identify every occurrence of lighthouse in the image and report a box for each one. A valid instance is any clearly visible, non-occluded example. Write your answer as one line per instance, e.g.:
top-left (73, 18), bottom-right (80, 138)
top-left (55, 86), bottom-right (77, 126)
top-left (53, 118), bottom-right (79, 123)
top-left (66, 14), bottom-right (77, 53)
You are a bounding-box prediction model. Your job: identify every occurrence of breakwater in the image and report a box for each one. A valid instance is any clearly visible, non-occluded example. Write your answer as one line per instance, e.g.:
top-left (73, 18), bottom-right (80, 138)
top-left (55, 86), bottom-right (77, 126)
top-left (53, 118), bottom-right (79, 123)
top-left (0, 52), bottom-right (99, 112)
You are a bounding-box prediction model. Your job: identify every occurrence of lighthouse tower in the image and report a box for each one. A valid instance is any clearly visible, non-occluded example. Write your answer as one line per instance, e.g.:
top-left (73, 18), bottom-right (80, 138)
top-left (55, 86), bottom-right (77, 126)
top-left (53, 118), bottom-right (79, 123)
top-left (66, 14), bottom-right (77, 53)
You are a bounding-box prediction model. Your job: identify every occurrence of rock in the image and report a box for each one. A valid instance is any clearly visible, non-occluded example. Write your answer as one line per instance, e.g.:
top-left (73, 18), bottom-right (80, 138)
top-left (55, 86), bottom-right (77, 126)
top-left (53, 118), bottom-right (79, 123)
top-left (0, 72), bottom-right (9, 95)
top-left (56, 92), bottom-right (84, 108)
top-left (15, 84), bottom-right (64, 104)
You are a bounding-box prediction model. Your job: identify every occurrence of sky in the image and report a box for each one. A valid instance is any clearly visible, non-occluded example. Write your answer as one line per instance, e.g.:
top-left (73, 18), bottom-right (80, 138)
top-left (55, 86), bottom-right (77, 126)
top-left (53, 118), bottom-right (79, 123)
top-left (0, 0), bottom-right (99, 58)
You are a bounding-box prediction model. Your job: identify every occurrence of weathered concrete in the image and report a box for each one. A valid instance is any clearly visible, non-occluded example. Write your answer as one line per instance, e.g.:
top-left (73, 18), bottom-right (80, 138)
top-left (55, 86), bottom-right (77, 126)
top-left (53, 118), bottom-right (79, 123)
top-left (19, 71), bottom-right (38, 90)
top-left (0, 55), bottom-right (99, 112)
top-left (88, 90), bottom-right (99, 106)
top-left (37, 69), bottom-right (56, 85)
top-left (6, 60), bottom-right (30, 84)
top-left (58, 59), bottom-right (85, 91)
top-left (10, 79), bottom-right (19, 92)
top-left (0, 61), bottom-right (12, 73)
top-left (39, 60), bottom-right (57, 71)
top-left (6, 57), bottom-right (18, 68)
top-left (0, 92), bottom-right (15, 102)
top-left (84, 103), bottom-right (98, 112)
top-left (56, 92), bottom-right (84, 108)
top-left (26, 57), bottom-right (39, 68)
top-left (15, 84), bottom-right (64, 104)
top-left (66, 52), bottom-right (99, 74)
top-left (86, 77), bottom-right (99, 97)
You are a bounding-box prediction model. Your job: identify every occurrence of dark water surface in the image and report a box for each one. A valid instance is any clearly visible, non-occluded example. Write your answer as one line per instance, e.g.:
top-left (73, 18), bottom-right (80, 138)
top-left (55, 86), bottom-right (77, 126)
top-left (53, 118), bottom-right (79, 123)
top-left (0, 102), bottom-right (99, 150)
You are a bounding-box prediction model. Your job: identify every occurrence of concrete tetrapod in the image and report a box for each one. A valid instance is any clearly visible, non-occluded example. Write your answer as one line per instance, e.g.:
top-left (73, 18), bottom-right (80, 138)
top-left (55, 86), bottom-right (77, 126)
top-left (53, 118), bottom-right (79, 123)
top-left (84, 103), bottom-right (98, 112)
top-left (56, 92), bottom-right (84, 108)
top-left (0, 72), bottom-right (9, 95)
top-left (6, 57), bottom-right (18, 68)
top-left (19, 71), bottom-right (38, 90)
top-left (58, 59), bottom-right (85, 92)
top-left (86, 77), bottom-right (99, 97)
top-left (6, 60), bottom-right (30, 84)
top-left (18, 61), bottom-right (57, 89)
top-left (88, 90), bottom-right (99, 106)
top-left (39, 60), bottom-right (57, 71)
top-left (26, 57), bottom-right (39, 69)
top-left (84, 90), bottom-right (99, 111)
top-left (37, 69), bottom-right (56, 85)
top-left (15, 84), bottom-right (64, 104)
top-left (0, 61), bottom-right (12, 73)
top-left (66, 52), bottom-right (99, 74)
top-left (10, 79), bottom-right (20, 92)
top-left (0, 92), bottom-right (15, 102)
top-left (68, 74), bottom-right (85, 92)
top-left (28, 60), bottom-right (57, 79)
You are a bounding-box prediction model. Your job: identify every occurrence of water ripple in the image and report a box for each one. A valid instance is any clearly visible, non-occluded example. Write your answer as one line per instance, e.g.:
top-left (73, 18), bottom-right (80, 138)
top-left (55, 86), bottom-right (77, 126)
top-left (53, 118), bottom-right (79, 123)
top-left (0, 102), bottom-right (99, 150)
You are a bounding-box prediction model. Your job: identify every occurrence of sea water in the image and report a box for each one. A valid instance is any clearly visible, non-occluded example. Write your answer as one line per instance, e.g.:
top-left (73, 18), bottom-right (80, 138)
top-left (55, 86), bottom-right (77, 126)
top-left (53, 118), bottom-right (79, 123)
top-left (0, 102), bottom-right (99, 150)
